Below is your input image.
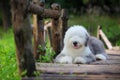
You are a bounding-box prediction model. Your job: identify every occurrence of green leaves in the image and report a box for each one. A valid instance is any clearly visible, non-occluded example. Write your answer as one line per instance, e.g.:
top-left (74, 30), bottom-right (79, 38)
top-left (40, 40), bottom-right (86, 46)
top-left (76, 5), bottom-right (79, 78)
top-left (38, 45), bottom-right (55, 63)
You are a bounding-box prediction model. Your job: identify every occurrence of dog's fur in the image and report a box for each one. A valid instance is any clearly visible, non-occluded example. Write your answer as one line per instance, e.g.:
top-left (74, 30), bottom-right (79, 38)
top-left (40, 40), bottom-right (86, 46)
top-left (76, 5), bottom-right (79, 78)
top-left (54, 25), bottom-right (108, 64)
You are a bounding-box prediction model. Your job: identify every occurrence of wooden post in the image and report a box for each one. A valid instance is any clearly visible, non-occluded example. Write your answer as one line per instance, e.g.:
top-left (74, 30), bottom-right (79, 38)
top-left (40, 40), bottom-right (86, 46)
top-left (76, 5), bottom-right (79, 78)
top-left (47, 27), bottom-right (52, 46)
top-left (51, 3), bottom-right (61, 57)
top-left (33, 14), bottom-right (37, 58)
top-left (44, 9), bottom-right (60, 18)
top-left (61, 9), bottom-right (69, 48)
top-left (36, 0), bottom-right (46, 60)
top-left (44, 21), bottom-right (52, 46)
top-left (28, 2), bottom-right (60, 18)
top-left (29, 1), bottom-right (61, 59)
top-left (11, 0), bottom-right (36, 76)
top-left (99, 29), bottom-right (113, 50)
top-left (97, 25), bottom-right (101, 39)
top-left (97, 25), bottom-right (113, 49)
top-left (0, 0), bottom-right (11, 31)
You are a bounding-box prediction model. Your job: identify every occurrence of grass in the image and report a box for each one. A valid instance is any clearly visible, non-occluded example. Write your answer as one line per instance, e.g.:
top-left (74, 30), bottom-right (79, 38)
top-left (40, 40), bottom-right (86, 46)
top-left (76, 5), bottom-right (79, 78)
top-left (0, 28), bottom-right (20, 80)
top-left (0, 14), bottom-right (120, 80)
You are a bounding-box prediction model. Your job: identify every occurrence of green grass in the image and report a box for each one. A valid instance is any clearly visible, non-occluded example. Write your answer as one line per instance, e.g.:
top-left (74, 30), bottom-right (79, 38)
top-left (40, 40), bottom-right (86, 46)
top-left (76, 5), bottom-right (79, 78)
top-left (0, 14), bottom-right (120, 79)
top-left (0, 28), bottom-right (20, 80)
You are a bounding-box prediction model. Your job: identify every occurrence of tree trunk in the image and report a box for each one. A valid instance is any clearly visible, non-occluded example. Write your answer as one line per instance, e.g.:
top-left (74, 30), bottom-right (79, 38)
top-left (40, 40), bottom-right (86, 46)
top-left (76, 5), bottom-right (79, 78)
top-left (11, 0), bottom-right (36, 77)
top-left (0, 0), bottom-right (11, 31)
top-left (36, 15), bottom-right (46, 60)
top-left (61, 9), bottom-right (69, 48)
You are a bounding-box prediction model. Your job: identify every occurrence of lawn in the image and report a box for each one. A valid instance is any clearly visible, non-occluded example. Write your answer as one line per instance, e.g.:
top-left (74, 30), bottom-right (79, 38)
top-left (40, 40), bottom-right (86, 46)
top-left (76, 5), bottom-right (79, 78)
top-left (0, 14), bottom-right (120, 80)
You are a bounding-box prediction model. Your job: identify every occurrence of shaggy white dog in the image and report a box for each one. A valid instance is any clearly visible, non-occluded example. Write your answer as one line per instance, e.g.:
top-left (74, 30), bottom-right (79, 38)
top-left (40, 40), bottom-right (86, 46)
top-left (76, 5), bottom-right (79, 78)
top-left (54, 25), bottom-right (108, 64)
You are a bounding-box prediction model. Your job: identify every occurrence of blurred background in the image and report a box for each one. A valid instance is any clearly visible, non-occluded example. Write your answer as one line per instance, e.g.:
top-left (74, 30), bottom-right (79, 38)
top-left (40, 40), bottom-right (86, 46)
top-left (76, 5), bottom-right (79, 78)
top-left (46, 0), bottom-right (120, 47)
top-left (0, 0), bottom-right (120, 45)
top-left (0, 0), bottom-right (120, 79)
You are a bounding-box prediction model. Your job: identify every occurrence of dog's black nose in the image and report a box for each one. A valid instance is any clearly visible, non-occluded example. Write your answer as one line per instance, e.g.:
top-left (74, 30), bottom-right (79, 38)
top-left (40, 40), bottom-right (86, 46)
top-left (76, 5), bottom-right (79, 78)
top-left (73, 41), bottom-right (78, 46)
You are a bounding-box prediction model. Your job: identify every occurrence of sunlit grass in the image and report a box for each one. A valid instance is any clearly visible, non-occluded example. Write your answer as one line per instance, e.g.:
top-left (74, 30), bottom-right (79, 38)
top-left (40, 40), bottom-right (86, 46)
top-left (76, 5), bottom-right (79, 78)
top-left (0, 28), bottom-right (20, 80)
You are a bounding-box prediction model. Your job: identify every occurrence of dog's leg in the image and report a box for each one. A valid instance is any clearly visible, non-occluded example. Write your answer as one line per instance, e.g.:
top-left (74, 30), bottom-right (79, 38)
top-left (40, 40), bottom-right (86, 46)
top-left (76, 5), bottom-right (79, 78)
top-left (54, 53), bottom-right (73, 64)
top-left (73, 54), bottom-right (96, 64)
top-left (95, 54), bottom-right (107, 60)
top-left (73, 57), bottom-right (87, 64)
top-left (58, 56), bottom-right (73, 64)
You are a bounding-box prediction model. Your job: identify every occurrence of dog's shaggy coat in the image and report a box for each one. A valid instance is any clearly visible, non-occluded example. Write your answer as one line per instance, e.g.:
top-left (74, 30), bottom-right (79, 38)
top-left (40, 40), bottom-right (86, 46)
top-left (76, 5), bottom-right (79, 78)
top-left (54, 25), bottom-right (107, 64)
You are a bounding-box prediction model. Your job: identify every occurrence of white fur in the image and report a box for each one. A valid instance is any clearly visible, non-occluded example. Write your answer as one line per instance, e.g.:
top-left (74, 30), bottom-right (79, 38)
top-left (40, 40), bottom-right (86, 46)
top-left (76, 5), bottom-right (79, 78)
top-left (74, 57), bottom-right (87, 64)
top-left (95, 54), bottom-right (107, 60)
top-left (57, 56), bottom-right (73, 64)
top-left (55, 25), bottom-right (108, 64)
top-left (55, 25), bottom-right (93, 64)
top-left (61, 25), bottom-right (91, 59)
top-left (61, 46), bottom-right (92, 59)
top-left (64, 25), bottom-right (89, 46)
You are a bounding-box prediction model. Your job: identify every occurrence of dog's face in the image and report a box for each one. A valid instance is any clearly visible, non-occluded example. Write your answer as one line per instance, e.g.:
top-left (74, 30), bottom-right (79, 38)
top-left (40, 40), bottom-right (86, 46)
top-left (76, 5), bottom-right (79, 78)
top-left (70, 35), bottom-right (85, 49)
top-left (64, 26), bottom-right (89, 49)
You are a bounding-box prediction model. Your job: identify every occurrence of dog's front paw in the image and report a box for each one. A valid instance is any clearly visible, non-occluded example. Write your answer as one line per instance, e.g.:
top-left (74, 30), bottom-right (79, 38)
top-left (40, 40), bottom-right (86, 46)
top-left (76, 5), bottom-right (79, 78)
top-left (57, 56), bottom-right (73, 64)
top-left (74, 57), bottom-right (87, 64)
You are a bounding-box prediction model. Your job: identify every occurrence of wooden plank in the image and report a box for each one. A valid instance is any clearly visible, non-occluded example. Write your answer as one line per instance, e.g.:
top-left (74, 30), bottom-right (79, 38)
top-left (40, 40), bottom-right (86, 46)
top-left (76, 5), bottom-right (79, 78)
top-left (108, 55), bottom-right (120, 60)
top-left (36, 63), bottom-right (120, 74)
top-left (22, 52), bottom-right (120, 79)
top-left (22, 74), bottom-right (120, 80)
top-left (99, 29), bottom-right (113, 49)
top-left (92, 60), bottom-right (120, 65)
top-left (28, 3), bottom-right (60, 18)
top-left (106, 50), bottom-right (120, 54)
top-left (97, 25), bottom-right (100, 38)
top-left (91, 53), bottom-right (120, 64)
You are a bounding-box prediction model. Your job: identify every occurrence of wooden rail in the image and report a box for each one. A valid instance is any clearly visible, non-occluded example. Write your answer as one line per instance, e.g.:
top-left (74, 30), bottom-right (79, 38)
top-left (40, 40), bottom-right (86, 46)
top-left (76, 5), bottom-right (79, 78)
top-left (32, 3), bottom-right (68, 59)
top-left (97, 25), bottom-right (113, 49)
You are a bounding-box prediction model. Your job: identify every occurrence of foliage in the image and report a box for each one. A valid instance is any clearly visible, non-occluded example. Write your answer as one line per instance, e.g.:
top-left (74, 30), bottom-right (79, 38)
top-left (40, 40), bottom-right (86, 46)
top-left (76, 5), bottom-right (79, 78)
top-left (0, 28), bottom-right (20, 80)
top-left (46, 0), bottom-right (120, 9)
top-left (45, 0), bottom-right (120, 15)
top-left (39, 47), bottom-right (55, 63)
top-left (68, 14), bottom-right (120, 46)
top-left (37, 37), bottom-right (55, 63)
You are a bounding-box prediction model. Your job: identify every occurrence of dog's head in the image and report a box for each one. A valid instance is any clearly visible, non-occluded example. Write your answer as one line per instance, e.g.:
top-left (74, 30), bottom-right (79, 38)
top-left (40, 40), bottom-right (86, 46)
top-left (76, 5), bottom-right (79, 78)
top-left (64, 25), bottom-right (89, 49)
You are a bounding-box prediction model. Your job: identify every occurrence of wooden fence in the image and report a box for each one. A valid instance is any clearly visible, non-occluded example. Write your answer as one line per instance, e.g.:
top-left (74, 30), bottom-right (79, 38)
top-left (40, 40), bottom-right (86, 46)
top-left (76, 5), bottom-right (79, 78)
top-left (11, 0), bottom-right (68, 77)
top-left (11, 0), bottom-right (120, 79)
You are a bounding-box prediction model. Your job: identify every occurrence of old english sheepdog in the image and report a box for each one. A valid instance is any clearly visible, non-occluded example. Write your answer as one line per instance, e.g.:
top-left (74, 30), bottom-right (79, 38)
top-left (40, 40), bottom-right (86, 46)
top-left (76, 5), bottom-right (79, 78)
top-left (54, 25), bottom-right (108, 64)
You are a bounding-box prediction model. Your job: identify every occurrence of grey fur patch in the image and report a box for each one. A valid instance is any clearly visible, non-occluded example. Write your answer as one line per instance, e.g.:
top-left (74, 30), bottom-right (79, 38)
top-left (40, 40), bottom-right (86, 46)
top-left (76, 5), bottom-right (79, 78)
top-left (88, 36), bottom-right (108, 58)
top-left (83, 53), bottom-right (96, 64)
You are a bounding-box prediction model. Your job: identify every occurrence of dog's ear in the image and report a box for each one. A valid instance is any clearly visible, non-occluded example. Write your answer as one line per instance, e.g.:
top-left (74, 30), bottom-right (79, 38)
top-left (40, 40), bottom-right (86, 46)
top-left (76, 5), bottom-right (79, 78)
top-left (85, 34), bottom-right (89, 46)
